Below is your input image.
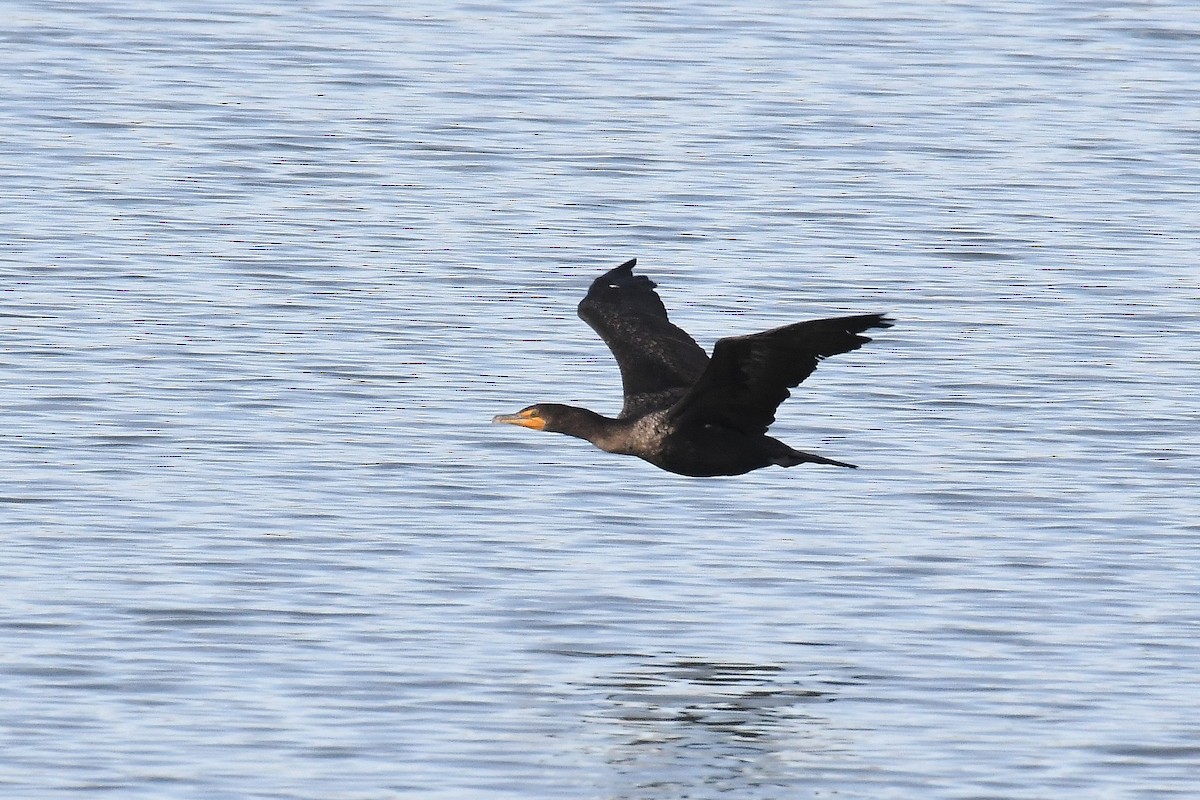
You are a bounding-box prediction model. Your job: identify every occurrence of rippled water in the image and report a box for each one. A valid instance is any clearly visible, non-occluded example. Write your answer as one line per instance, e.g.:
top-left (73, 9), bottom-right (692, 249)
top-left (3, 1), bottom-right (1199, 797)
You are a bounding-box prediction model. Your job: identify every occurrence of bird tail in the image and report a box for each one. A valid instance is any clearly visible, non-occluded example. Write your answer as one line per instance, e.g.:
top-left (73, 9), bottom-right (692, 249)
top-left (773, 447), bottom-right (858, 469)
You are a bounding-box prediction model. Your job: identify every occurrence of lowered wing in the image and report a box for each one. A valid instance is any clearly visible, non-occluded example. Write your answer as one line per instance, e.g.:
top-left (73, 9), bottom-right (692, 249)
top-left (668, 313), bottom-right (893, 434)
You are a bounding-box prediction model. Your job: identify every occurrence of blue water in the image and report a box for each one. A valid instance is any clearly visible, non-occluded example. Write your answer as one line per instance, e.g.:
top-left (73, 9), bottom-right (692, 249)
top-left (3, 1), bottom-right (1199, 798)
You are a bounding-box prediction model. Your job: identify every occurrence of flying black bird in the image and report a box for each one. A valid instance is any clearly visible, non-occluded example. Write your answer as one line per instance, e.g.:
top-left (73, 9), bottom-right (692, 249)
top-left (493, 259), bottom-right (892, 476)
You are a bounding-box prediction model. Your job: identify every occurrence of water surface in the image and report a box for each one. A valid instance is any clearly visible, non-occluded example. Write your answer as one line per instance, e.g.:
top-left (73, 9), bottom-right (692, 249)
top-left (3, 1), bottom-right (1199, 798)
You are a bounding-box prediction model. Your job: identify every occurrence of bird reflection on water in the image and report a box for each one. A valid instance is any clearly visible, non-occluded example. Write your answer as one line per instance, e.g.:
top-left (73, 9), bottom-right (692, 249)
top-left (589, 658), bottom-right (839, 795)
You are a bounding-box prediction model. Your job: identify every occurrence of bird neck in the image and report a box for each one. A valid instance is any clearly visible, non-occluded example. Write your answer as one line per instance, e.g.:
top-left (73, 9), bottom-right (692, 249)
top-left (548, 406), bottom-right (627, 450)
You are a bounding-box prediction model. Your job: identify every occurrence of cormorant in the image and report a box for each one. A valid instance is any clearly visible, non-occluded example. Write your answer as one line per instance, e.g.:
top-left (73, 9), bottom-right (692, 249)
top-left (493, 259), bottom-right (892, 477)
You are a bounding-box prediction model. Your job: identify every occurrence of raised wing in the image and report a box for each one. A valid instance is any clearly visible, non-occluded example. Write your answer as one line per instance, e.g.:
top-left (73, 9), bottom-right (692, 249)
top-left (668, 314), bottom-right (893, 434)
top-left (577, 259), bottom-right (710, 417)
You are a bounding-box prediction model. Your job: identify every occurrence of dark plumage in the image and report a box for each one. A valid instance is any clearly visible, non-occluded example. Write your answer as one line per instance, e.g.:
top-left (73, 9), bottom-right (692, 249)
top-left (493, 259), bottom-right (892, 476)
